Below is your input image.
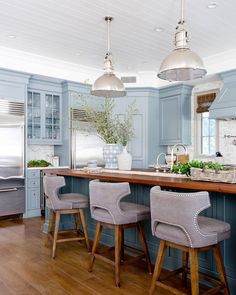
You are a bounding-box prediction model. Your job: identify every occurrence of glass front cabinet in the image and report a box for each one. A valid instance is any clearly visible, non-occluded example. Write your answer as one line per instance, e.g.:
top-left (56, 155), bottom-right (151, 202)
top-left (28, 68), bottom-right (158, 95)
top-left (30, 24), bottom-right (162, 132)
top-left (27, 90), bottom-right (62, 145)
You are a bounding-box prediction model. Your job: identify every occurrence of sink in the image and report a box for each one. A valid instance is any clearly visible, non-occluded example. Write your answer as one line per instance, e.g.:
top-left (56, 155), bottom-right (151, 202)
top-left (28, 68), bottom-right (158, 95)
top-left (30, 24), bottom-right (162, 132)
top-left (155, 171), bottom-right (187, 178)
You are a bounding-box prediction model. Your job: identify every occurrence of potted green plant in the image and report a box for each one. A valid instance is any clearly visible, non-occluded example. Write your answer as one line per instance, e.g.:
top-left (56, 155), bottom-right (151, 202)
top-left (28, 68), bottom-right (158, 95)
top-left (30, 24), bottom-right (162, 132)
top-left (77, 96), bottom-right (137, 169)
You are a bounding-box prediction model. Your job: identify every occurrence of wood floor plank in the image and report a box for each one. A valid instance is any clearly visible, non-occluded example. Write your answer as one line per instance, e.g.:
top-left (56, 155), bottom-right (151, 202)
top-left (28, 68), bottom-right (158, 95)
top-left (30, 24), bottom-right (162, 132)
top-left (0, 218), bottom-right (222, 295)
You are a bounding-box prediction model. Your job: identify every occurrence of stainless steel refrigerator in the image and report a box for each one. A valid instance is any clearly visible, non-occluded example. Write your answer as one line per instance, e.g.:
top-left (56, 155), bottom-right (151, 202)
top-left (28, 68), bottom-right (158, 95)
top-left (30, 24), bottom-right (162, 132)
top-left (0, 99), bottom-right (25, 217)
top-left (71, 108), bottom-right (105, 168)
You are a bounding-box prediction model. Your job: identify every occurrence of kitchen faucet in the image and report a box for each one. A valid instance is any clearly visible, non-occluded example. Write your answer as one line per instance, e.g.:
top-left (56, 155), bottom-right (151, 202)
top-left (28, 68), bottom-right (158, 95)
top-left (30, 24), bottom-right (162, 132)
top-left (170, 143), bottom-right (187, 169)
top-left (156, 152), bottom-right (166, 167)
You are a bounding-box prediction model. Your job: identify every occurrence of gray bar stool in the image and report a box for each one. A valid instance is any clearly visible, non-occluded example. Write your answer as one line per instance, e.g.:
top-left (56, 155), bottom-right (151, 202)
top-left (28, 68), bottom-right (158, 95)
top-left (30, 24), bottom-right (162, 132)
top-left (149, 186), bottom-right (231, 295)
top-left (88, 179), bottom-right (152, 287)
top-left (43, 175), bottom-right (90, 258)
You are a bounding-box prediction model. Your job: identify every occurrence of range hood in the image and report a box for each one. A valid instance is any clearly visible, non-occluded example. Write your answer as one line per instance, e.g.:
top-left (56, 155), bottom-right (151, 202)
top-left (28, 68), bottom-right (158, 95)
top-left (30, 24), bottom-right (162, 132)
top-left (209, 69), bottom-right (236, 119)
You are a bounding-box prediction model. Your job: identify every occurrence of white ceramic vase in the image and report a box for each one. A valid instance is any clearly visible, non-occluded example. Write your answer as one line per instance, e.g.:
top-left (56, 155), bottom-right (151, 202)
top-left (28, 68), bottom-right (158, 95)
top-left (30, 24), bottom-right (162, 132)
top-left (117, 146), bottom-right (132, 171)
top-left (103, 144), bottom-right (122, 169)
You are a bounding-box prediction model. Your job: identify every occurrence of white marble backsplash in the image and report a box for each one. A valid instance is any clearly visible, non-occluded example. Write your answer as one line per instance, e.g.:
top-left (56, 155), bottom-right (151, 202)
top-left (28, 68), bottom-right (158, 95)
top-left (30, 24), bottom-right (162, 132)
top-left (27, 145), bottom-right (54, 163)
top-left (218, 120), bottom-right (236, 164)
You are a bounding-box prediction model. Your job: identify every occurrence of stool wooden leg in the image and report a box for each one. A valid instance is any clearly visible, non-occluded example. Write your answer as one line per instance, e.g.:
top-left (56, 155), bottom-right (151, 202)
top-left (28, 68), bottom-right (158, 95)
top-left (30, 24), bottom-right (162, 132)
top-left (137, 222), bottom-right (152, 274)
top-left (189, 248), bottom-right (199, 295)
top-left (88, 222), bottom-right (102, 272)
top-left (115, 225), bottom-right (122, 287)
top-left (213, 244), bottom-right (230, 295)
top-left (79, 209), bottom-right (90, 252)
top-left (182, 250), bottom-right (189, 288)
top-left (121, 227), bottom-right (124, 262)
top-left (74, 213), bottom-right (79, 231)
top-left (149, 240), bottom-right (166, 295)
top-left (45, 209), bottom-right (54, 248)
top-left (52, 211), bottom-right (60, 259)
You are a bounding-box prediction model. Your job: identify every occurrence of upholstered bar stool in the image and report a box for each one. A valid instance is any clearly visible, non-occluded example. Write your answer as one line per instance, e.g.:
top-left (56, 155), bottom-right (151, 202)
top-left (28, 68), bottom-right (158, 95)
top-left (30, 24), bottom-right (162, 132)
top-left (88, 179), bottom-right (152, 287)
top-left (149, 186), bottom-right (231, 295)
top-left (43, 175), bottom-right (90, 258)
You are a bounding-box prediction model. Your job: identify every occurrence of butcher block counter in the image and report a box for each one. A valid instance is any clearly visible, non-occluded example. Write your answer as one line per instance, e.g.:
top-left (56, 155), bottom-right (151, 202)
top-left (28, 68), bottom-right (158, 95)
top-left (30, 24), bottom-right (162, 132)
top-left (43, 168), bottom-right (236, 194)
top-left (43, 168), bottom-right (236, 292)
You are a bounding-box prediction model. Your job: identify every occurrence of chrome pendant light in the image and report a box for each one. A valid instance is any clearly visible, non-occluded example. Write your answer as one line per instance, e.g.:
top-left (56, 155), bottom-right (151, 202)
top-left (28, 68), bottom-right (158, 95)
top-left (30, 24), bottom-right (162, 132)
top-left (91, 16), bottom-right (126, 97)
top-left (158, 0), bottom-right (207, 82)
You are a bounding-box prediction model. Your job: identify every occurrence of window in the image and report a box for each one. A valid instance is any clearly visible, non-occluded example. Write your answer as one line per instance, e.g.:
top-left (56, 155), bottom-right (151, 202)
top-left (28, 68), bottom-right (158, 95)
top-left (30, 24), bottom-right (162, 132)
top-left (201, 112), bottom-right (216, 155)
top-left (195, 91), bottom-right (218, 157)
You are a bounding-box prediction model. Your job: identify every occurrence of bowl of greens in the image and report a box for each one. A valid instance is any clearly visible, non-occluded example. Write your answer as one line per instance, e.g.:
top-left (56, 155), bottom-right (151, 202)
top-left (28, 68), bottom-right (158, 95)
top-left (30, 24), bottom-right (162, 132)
top-left (27, 160), bottom-right (52, 168)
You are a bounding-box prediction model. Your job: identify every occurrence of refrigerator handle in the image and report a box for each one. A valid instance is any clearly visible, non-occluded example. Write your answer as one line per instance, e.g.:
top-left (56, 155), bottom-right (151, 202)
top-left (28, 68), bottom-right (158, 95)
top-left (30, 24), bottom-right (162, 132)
top-left (0, 188), bottom-right (18, 193)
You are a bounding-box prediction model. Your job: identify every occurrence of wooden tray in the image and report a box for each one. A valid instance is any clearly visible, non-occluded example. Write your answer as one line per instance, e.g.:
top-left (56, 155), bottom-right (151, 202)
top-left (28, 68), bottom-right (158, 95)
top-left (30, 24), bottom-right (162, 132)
top-left (190, 167), bottom-right (236, 183)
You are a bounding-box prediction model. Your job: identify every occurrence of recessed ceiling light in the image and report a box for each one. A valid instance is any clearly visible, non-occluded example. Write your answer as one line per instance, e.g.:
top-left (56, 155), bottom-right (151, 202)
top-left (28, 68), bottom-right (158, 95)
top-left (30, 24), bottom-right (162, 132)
top-left (154, 27), bottom-right (163, 32)
top-left (75, 52), bottom-right (81, 56)
top-left (207, 2), bottom-right (217, 9)
top-left (8, 35), bottom-right (16, 39)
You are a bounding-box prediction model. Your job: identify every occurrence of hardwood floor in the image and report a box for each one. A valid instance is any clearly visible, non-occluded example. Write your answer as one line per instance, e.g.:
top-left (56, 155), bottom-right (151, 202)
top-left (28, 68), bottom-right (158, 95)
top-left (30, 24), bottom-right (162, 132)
top-left (0, 218), bottom-right (220, 295)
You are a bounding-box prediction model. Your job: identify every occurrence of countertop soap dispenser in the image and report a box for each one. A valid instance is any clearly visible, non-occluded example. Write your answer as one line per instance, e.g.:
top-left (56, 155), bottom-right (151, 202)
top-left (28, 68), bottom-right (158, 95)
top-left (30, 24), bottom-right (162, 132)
top-left (215, 152), bottom-right (224, 165)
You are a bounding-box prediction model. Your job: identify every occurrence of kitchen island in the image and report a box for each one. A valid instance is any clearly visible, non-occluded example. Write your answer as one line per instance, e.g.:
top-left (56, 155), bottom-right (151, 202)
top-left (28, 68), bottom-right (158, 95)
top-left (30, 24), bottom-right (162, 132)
top-left (43, 169), bottom-right (236, 292)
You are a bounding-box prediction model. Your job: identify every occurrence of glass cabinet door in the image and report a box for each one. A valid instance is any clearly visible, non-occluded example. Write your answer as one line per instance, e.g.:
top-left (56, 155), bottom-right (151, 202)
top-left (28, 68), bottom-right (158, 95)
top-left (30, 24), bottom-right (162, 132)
top-left (27, 90), bottom-right (61, 144)
top-left (45, 94), bottom-right (60, 141)
top-left (27, 91), bottom-right (41, 140)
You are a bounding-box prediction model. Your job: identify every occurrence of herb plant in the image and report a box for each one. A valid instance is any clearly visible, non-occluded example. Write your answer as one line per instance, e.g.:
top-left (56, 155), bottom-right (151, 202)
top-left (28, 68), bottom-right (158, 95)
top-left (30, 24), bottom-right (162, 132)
top-left (171, 160), bottom-right (225, 176)
top-left (74, 95), bottom-right (137, 145)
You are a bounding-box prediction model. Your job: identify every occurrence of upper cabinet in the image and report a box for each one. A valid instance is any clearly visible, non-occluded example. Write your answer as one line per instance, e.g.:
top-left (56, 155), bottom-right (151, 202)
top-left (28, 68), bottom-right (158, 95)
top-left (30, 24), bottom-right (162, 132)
top-left (27, 78), bottom-right (62, 145)
top-left (159, 84), bottom-right (193, 146)
top-left (113, 88), bottom-right (165, 168)
top-left (0, 69), bottom-right (30, 102)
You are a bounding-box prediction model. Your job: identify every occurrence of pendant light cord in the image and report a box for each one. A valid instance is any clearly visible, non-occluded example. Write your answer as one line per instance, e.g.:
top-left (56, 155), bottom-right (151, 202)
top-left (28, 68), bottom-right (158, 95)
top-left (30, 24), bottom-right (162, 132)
top-left (104, 16), bottom-right (114, 73)
top-left (105, 16), bottom-right (112, 53)
top-left (180, 0), bottom-right (185, 25)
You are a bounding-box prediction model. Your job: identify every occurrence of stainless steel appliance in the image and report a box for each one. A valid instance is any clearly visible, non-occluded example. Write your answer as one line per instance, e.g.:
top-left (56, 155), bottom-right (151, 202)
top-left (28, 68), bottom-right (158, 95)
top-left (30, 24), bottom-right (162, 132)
top-left (0, 99), bottom-right (25, 217)
top-left (71, 109), bottom-right (105, 168)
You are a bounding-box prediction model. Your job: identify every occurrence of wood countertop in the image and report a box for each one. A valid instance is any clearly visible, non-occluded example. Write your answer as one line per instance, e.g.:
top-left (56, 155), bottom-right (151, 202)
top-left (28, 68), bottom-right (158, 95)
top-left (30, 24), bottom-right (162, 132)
top-left (43, 169), bottom-right (236, 195)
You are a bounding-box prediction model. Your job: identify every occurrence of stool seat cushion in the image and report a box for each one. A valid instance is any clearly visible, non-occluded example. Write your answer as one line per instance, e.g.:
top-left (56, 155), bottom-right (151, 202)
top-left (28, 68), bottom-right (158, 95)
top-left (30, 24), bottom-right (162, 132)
top-left (93, 201), bottom-right (150, 225)
top-left (154, 216), bottom-right (230, 247)
top-left (59, 193), bottom-right (89, 209)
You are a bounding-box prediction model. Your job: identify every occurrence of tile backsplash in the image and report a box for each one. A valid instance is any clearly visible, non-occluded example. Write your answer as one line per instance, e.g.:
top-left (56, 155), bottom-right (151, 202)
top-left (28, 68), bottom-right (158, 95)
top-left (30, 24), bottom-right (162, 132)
top-left (27, 145), bottom-right (54, 163)
top-left (218, 120), bottom-right (236, 164)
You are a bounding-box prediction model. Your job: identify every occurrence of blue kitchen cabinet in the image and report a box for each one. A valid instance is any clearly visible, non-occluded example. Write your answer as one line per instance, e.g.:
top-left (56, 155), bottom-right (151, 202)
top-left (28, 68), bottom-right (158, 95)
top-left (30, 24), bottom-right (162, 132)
top-left (44, 176), bottom-right (236, 293)
top-left (114, 87), bottom-right (165, 168)
top-left (25, 169), bottom-right (41, 218)
top-left (27, 77), bottom-right (62, 145)
top-left (159, 84), bottom-right (193, 145)
top-left (0, 69), bottom-right (30, 103)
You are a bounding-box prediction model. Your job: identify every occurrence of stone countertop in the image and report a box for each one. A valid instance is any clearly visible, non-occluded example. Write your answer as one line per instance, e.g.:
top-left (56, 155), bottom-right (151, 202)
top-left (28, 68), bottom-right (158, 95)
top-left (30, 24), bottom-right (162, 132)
top-left (27, 166), bottom-right (69, 170)
top-left (43, 168), bottom-right (236, 195)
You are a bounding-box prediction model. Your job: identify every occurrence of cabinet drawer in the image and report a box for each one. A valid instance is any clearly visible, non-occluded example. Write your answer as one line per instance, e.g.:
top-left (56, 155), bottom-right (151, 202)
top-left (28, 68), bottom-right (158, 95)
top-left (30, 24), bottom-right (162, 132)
top-left (28, 170), bottom-right (40, 179)
top-left (28, 179), bottom-right (40, 188)
top-left (27, 189), bottom-right (40, 210)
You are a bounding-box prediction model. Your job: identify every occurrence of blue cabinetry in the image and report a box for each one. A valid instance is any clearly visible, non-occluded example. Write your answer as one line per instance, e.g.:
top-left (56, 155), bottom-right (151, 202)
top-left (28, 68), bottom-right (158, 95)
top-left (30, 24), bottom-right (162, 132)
top-left (44, 176), bottom-right (236, 293)
top-left (27, 78), bottom-right (62, 145)
top-left (0, 69), bottom-right (30, 102)
top-left (210, 69), bottom-right (236, 119)
top-left (159, 84), bottom-right (193, 145)
top-left (114, 88), bottom-right (165, 168)
top-left (26, 169), bottom-right (41, 218)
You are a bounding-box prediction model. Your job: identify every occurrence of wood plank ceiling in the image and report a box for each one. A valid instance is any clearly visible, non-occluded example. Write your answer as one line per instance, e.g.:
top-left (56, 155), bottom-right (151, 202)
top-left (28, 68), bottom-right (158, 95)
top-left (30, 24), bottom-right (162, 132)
top-left (0, 0), bottom-right (235, 72)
